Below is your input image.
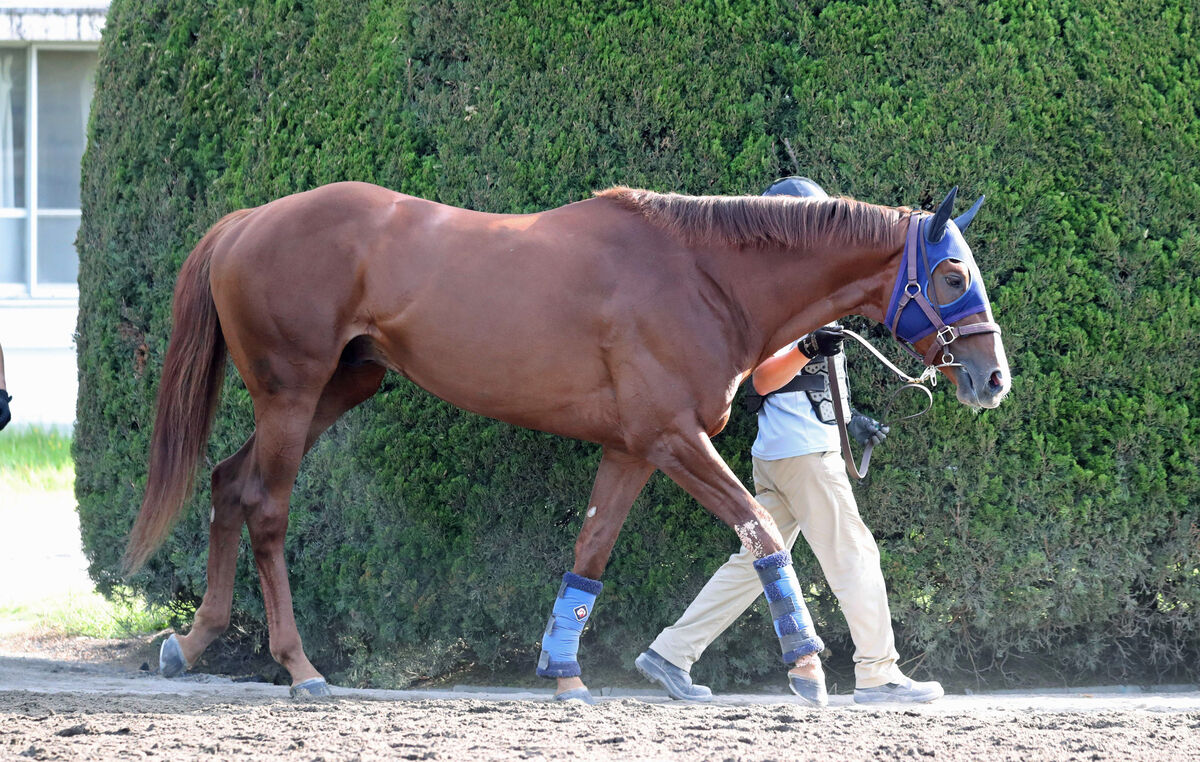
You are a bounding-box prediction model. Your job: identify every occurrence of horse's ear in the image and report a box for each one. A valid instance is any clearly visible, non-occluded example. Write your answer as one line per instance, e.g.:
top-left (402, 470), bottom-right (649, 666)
top-left (926, 186), bottom-right (958, 243)
top-left (954, 194), bottom-right (985, 234)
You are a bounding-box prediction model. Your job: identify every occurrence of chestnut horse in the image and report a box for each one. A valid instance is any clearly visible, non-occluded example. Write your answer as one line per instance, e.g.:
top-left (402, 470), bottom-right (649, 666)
top-left (125, 181), bottom-right (1009, 700)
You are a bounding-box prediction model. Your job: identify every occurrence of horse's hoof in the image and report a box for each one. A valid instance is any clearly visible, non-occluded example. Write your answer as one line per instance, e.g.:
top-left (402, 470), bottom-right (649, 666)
top-left (553, 687), bottom-right (596, 705)
top-left (289, 677), bottom-right (333, 698)
top-left (158, 634), bottom-right (188, 678)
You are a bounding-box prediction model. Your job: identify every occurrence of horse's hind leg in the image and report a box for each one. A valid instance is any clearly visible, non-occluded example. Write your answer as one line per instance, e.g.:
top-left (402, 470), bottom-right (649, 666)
top-left (301, 360), bottom-right (386, 452)
top-left (163, 436), bottom-right (256, 675)
top-left (164, 363), bottom-right (385, 680)
top-left (537, 448), bottom-right (654, 703)
top-left (242, 363), bottom-right (385, 695)
top-left (228, 390), bottom-right (326, 694)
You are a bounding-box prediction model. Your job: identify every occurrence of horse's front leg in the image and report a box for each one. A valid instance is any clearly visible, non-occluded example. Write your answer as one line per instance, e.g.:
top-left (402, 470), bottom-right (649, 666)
top-left (649, 428), bottom-right (824, 668)
top-left (537, 449), bottom-right (653, 704)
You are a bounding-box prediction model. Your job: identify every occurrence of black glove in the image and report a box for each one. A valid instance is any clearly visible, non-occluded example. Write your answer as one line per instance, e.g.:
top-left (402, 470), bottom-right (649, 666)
top-left (848, 410), bottom-right (888, 446)
top-left (798, 326), bottom-right (844, 358)
top-left (0, 390), bottom-right (10, 431)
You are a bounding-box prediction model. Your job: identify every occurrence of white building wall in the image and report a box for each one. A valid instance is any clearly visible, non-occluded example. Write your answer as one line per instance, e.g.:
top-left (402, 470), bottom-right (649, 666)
top-left (1, 2), bottom-right (107, 429)
top-left (0, 3), bottom-right (106, 43)
top-left (0, 300), bottom-right (77, 428)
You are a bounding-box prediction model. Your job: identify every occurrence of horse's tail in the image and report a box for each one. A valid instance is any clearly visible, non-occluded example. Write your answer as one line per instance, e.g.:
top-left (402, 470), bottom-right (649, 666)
top-left (123, 209), bottom-right (251, 574)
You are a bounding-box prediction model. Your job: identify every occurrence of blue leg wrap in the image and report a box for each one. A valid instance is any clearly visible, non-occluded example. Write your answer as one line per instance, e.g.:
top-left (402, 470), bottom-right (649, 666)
top-left (753, 551), bottom-right (824, 663)
top-left (536, 571), bottom-right (603, 678)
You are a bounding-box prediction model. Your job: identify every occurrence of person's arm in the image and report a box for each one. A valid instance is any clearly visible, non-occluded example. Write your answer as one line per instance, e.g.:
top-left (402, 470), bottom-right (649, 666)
top-left (751, 327), bottom-right (844, 394)
top-left (752, 344), bottom-right (812, 394)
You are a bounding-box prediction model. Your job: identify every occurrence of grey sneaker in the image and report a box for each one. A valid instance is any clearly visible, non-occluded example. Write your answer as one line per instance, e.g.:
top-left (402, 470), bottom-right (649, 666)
top-left (854, 675), bottom-right (944, 704)
top-left (635, 649), bottom-right (713, 702)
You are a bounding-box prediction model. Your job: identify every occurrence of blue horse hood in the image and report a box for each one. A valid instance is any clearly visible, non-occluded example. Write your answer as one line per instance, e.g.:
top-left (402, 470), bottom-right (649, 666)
top-left (884, 216), bottom-right (993, 344)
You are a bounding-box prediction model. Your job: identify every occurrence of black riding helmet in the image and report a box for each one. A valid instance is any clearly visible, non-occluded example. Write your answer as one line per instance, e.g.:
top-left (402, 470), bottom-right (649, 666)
top-left (762, 176), bottom-right (829, 199)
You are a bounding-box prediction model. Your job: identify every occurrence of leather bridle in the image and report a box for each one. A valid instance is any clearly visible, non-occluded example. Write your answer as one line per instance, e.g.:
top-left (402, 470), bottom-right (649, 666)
top-left (829, 213), bottom-right (1002, 479)
top-left (888, 213), bottom-right (1002, 368)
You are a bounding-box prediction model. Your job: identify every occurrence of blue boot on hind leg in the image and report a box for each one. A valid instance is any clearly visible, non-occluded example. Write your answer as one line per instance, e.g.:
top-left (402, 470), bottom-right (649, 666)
top-left (537, 571), bottom-right (603, 705)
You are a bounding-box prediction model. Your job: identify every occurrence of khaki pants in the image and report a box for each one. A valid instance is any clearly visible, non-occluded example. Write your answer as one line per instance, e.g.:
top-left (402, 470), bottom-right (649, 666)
top-left (648, 451), bottom-right (904, 688)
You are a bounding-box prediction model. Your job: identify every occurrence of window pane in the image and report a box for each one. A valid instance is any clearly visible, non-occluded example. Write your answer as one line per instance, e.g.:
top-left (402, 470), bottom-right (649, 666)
top-left (0, 49), bottom-right (27, 209)
top-left (0, 216), bottom-right (27, 283)
top-left (36, 214), bottom-right (78, 285)
top-left (37, 49), bottom-right (96, 209)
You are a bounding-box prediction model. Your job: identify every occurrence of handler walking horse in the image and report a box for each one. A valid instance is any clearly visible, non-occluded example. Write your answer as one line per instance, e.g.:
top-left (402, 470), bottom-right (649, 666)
top-left (125, 181), bottom-right (1009, 701)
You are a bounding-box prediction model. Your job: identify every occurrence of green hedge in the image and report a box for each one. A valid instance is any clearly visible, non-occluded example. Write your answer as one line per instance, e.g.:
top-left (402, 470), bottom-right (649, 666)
top-left (77, 0), bottom-right (1199, 689)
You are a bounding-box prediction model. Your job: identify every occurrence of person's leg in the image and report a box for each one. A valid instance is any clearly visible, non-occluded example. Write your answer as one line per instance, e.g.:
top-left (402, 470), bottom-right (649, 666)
top-left (781, 452), bottom-right (941, 702)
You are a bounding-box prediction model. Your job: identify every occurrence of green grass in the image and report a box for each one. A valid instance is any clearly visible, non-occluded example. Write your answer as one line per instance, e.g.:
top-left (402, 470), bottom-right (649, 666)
top-left (0, 426), bottom-right (74, 492)
top-left (0, 427), bottom-right (169, 639)
top-left (0, 588), bottom-right (173, 639)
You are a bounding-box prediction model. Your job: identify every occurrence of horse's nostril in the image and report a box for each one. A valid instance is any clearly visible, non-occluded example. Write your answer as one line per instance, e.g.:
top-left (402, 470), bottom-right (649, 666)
top-left (988, 370), bottom-right (1004, 391)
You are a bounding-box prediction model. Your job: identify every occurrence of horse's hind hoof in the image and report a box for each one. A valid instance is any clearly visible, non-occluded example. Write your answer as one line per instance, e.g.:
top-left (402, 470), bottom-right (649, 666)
top-left (158, 634), bottom-right (189, 678)
top-left (553, 687), bottom-right (596, 705)
top-left (289, 677), bottom-right (333, 698)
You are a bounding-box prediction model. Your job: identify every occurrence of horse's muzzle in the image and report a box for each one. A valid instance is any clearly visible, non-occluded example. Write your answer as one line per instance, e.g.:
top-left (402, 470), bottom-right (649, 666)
top-left (953, 361), bottom-right (1010, 409)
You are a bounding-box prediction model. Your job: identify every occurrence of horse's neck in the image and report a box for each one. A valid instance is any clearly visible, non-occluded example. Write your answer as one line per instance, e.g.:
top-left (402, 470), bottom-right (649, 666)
top-left (715, 224), bottom-right (906, 368)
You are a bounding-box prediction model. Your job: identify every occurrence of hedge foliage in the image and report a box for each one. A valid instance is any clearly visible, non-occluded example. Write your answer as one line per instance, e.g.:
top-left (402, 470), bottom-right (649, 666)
top-left (76, 0), bottom-right (1199, 689)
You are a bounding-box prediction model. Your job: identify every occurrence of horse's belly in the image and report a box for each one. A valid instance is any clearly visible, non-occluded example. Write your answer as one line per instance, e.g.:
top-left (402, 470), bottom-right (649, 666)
top-left (399, 351), bottom-right (619, 444)
top-left (370, 289), bottom-right (619, 443)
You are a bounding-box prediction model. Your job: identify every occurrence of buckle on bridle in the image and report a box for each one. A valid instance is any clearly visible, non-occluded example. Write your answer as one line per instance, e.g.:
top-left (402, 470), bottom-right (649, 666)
top-left (936, 325), bottom-right (957, 346)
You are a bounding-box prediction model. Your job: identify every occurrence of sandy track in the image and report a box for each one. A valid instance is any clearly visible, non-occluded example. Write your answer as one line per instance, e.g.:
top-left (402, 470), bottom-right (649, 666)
top-left (5, 492), bottom-right (1198, 759)
top-left (4, 689), bottom-right (1200, 762)
top-left (2, 654), bottom-right (1199, 761)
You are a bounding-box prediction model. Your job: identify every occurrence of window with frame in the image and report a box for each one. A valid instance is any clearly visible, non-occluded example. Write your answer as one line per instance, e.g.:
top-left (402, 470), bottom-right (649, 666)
top-left (1, 45), bottom-right (97, 299)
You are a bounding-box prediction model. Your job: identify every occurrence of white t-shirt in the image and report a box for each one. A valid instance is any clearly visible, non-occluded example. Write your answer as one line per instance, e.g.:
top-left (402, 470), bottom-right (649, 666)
top-left (750, 340), bottom-right (846, 460)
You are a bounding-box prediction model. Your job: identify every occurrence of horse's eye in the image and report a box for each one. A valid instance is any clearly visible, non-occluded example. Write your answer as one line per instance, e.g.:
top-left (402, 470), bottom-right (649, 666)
top-left (946, 276), bottom-right (963, 289)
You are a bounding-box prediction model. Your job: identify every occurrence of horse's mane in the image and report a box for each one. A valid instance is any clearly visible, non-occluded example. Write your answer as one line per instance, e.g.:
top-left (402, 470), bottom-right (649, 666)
top-left (595, 186), bottom-right (905, 251)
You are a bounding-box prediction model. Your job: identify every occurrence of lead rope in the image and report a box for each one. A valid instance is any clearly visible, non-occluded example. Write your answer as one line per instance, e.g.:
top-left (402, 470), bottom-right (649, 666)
top-left (826, 329), bottom-right (943, 480)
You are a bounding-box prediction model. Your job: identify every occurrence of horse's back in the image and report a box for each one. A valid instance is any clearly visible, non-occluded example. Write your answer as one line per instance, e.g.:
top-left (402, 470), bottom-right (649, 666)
top-left (360, 191), bottom-right (676, 439)
top-left (204, 182), bottom-right (682, 444)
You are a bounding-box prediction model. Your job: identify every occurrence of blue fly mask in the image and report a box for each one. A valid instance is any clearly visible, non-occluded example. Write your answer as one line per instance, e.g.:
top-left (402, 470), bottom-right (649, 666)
top-left (884, 188), bottom-right (1002, 367)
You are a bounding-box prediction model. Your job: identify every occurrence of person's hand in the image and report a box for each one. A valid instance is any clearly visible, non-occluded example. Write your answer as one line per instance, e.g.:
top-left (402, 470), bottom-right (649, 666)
top-left (848, 411), bottom-right (888, 446)
top-left (0, 390), bottom-right (11, 431)
top-left (797, 326), bottom-right (844, 358)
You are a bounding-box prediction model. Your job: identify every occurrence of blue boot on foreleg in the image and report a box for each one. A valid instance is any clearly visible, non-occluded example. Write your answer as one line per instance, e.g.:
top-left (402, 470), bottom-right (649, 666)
top-left (537, 571), bottom-right (603, 703)
top-left (754, 550), bottom-right (828, 705)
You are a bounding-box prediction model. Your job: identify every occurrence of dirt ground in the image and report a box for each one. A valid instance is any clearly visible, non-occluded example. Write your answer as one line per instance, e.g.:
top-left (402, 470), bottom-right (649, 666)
top-left (2, 635), bottom-right (1198, 762)
top-left (4, 689), bottom-right (1196, 762)
top-left (2, 491), bottom-right (1198, 760)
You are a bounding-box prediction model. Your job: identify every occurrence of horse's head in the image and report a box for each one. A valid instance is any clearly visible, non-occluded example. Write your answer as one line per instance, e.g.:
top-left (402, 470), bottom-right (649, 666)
top-left (885, 188), bottom-right (1011, 409)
